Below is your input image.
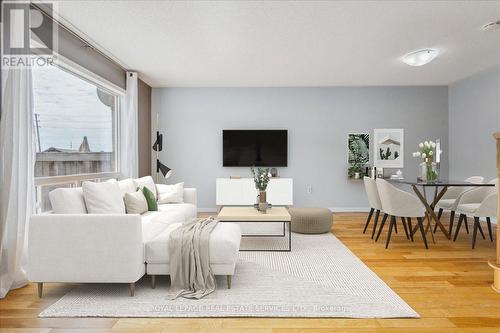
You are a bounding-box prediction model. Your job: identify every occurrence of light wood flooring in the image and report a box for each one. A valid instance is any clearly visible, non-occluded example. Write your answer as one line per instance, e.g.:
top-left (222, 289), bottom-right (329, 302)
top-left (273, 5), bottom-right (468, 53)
top-left (1, 212), bottom-right (499, 332)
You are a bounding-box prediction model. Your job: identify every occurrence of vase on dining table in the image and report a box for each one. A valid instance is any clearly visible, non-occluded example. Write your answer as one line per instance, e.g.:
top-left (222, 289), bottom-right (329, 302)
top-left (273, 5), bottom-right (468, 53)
top-left (420, 157), bottom-right (438, 182)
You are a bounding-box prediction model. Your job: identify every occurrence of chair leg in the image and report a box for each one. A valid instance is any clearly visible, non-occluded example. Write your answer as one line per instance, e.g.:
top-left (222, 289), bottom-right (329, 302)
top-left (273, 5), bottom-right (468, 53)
top-left (472, 217), bottom-right (480, 249)
top-left (453, 214), bottom-right (465, 241)
top-left (433, 208), bottom-right (444, 233)
top-left (477, 221), bottom-right (486, 240)
top-left (363, 208), bottom-right (375, 234)
top-left (37, 283), bottom-right (43, 298)
top-left (417, 217), bottom-right (429, 249)
top-left (394, 219), bottom-right (398, 234)
top-left (464, 215), bottom-right (469, 234)
top-left (385, 215), bottom-right (396, 249)
top-left (370, 210), bottom-right (381, 239)
top-left (448, 211), bottom-right (455, 239)
top-left (401, 217), bottom-right (410, 240)
top-left (129, 283), bottom-right (135, 297)
top-left (486, 217), bottom-right (494, 242)
top-left (407, 217), bottom-right (414, 241)
top-left (375, 214), bottom-right (389, 242)
top-left (151, 275), bottom-right (156, 289)
top-left (227, 275), bottom-right (232, 289)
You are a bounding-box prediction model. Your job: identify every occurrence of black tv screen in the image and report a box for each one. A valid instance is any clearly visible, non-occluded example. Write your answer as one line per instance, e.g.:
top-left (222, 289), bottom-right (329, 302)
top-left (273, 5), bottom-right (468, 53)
top-left (223, 130), bottom-right (288, 167)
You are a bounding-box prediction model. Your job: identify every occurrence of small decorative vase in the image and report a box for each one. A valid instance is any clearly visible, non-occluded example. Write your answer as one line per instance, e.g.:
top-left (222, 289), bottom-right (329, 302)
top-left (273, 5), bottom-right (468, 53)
top-left (258, 202), bottom-right (268, 213)
top-left (420, 158), bottom-right (438, 182)
top-left (259, 191), bottom-right (267, 203)
top-left (354, 172), bottom-right (361, 179)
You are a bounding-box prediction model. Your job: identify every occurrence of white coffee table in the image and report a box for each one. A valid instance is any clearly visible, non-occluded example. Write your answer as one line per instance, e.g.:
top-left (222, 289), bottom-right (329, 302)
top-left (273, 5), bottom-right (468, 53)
top-left (217, 206), bottom-right (291, 252)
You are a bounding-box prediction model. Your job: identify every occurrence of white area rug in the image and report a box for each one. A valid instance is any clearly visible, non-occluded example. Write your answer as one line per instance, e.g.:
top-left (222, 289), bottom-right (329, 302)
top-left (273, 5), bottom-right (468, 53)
top-left (39, 233), bottom-right (418, 318)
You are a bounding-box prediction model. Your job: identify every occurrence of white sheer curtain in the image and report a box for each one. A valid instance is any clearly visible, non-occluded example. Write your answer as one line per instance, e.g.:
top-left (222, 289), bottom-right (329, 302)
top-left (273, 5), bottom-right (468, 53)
top-left (0, 66), bottom-right (36, 298)
top-left (119, 72), bottom-right (139, 179)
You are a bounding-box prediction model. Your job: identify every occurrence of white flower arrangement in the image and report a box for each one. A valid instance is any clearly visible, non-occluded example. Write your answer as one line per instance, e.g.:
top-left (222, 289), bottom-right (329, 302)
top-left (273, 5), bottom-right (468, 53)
top-left (413, 140), bottom-right (440, 161)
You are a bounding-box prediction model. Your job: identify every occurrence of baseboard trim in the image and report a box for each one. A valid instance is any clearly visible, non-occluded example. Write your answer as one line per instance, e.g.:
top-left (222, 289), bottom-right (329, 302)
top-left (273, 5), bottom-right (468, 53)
top-left (198, 208), bottom-right (219, 213)
top-left (198, 207), bottom-right (371, 213)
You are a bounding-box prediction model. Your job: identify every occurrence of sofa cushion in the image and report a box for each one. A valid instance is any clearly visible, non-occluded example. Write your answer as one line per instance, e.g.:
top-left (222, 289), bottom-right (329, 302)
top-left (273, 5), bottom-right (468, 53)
top-left (157, 183), bottom-right (184, 204)
top-left (49, 187), bottom-right (87, 214)
top-left (117, 178), bottom-right (136, 197)
top-left (82, 181), bottom-right (125, 214)
top-left (141, 211), bottom-right (185, 242)
top-left (124, 189), bottom-right (148, 214)
top-left (145, 222), bottom-right (241, 264)
top-left (142, 186), bottom-right (158, 211)
top-left (158, 203), bottom-right (197, 221)
top-left (134, 176), bottom-right (157, 200)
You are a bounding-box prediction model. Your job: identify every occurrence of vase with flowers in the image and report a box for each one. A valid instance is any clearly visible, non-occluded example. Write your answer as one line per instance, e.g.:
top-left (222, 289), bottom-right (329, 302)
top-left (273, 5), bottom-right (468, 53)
top-left (251, 167), bottom-right (270, 213)
top-left (412, 140), bottom-right (440, 182)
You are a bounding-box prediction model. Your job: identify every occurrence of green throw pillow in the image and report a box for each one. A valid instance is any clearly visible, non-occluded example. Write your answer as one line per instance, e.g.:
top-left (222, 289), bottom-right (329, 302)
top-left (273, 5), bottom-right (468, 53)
top-left (141, 186), bottom-right (158, 211)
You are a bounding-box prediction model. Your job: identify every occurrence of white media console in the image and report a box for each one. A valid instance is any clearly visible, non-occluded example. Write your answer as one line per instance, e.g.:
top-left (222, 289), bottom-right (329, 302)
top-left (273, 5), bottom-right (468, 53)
top-left (216, 178), bottom-right (293, 207)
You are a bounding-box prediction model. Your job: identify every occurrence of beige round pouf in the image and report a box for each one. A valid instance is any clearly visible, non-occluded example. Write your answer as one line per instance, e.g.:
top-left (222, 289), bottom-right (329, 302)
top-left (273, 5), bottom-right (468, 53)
top-left (289, 207), bottom-right (333, 234)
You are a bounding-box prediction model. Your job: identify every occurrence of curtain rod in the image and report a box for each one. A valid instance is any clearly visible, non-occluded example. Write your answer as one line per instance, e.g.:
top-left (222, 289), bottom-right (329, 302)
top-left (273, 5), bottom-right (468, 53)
top-left (31, 2), bottom-right (129, 72)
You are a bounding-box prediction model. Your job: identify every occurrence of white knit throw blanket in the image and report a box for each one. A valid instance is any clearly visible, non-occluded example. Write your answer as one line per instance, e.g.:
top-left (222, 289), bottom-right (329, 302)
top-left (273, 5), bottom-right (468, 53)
top-left (167, 217), bottom-right (218, 300)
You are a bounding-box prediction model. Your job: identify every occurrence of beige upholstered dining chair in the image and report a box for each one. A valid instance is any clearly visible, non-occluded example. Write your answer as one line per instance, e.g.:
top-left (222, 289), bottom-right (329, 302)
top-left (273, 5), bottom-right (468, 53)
top-left (434, 176), bottom-right (484, 236)
top-left (363, 177), bottom-right (385, 239)
top-left (375, 179), bottom-right (429, 249)
top-left (454, 178), bottom-right (498, 249)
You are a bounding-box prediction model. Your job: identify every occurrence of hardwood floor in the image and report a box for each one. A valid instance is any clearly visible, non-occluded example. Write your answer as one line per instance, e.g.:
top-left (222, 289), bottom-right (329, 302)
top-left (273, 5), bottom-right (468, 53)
top-left (1, 212), bottom-right (499, 332)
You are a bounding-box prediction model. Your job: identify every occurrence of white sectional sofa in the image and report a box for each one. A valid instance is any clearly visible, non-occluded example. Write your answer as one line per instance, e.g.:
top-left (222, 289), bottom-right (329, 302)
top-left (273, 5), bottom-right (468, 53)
top-left (28, 176), bottom-right (241, 297)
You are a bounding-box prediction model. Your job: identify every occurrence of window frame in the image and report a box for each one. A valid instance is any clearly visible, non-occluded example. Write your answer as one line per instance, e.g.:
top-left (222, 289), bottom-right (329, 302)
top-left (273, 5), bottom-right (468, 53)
top-left (33, 53), bottom-right (125, 211)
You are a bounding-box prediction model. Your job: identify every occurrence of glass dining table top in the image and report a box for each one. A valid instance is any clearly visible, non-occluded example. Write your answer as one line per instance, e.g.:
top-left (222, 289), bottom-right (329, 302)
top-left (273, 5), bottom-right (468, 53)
top-left (386, 179), bottom-right (495, 187)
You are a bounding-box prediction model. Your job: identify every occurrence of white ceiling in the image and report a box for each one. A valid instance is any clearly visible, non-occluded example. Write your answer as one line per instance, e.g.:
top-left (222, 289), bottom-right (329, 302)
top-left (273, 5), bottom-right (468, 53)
top-left (54, 1), bottom-right (500, 87)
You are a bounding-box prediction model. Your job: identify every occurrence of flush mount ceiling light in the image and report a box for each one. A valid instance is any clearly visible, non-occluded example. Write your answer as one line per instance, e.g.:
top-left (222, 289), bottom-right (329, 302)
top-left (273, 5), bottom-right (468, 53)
top-left (401, 49), bottom-right (439, 67)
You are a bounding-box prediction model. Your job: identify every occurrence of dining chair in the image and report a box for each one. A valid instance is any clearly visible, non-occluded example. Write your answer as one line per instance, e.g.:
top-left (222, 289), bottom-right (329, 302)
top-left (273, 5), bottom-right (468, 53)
top-left (375, 179), bottom-right (428, 249)
top-left (434, 176), bottom-right (484, 236)
top-left (453, 178), bottom-right (498, 249)
top-left (363, 177), bottom-right (385, 239)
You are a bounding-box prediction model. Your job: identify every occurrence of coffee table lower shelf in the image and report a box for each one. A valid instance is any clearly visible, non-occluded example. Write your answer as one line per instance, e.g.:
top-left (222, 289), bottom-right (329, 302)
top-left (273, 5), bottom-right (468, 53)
top-left (219, 220), bottom-right (292, 252)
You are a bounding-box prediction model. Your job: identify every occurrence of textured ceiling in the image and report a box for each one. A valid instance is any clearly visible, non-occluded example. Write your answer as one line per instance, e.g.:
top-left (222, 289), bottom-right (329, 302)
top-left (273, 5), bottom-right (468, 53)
top-left (55, 1), bottom-right (500, 87)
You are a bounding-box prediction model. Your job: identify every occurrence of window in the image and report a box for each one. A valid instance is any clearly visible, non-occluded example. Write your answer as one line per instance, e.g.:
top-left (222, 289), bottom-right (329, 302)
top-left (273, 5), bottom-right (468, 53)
top-left (32, 63), bottom-right (120, 211)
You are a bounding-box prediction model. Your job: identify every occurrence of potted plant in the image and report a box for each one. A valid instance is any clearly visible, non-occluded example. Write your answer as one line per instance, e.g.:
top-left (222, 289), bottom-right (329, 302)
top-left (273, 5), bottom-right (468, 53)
top-left (348, 163), bottom-right (364, 179)
top-left (251, 167), bottom-right (270, 212)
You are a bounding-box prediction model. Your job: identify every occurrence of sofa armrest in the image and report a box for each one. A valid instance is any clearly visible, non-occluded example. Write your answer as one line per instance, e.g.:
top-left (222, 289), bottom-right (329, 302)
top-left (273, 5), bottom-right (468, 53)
top-left (28, 214), bottom-right (144, 283)
top-left (183, 188), bottom-right (197, 206)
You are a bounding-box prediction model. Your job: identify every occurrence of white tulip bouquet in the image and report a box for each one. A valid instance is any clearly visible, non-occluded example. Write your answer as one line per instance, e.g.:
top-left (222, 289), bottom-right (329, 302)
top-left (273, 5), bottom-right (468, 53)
top-left (413, 141), bottom-right (440, 182)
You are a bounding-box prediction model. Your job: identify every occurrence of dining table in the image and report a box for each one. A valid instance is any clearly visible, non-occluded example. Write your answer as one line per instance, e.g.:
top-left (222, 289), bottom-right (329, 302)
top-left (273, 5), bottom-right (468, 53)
top-left (387, 179), bottom-right (495, 243)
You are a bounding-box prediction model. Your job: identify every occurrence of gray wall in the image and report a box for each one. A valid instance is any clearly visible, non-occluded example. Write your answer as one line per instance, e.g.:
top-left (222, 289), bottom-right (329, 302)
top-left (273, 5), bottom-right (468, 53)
top-left (152, 87), bottom-right (448, 211)
top-left (448, 65), bottom-right (500, 181)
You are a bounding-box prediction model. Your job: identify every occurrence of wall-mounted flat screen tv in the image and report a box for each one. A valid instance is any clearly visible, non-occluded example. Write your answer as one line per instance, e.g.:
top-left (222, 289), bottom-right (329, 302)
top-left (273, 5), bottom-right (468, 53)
top-left (223, 130), bottom-right (288, 167)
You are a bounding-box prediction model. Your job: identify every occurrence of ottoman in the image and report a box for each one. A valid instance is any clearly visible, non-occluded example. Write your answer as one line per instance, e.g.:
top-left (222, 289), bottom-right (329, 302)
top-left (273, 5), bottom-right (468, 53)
top-left (289, 207), bottom-right (333, 234)
top-left (145, 222), bottom-right (241, 289)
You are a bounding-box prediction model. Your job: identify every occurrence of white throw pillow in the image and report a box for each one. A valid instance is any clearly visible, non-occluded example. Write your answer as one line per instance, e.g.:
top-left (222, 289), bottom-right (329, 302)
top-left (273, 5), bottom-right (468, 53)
top-left (134, 176), bottom-right (157, 200)
top-left (82, 181), bottom-right (125, 214)
top-left (124, 189), bottom-right (148, 214)
top-left (157, 182), bottom-right (184, 204)
top-left (49, 187), bottom-right (88, 214)
top-left (117, 178), bottom-right (136, 197)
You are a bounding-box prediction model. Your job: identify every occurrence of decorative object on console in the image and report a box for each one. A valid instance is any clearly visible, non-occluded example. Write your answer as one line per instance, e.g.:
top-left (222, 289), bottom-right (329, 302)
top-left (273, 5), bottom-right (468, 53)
top-left (412, 140), bottom-right (440, 182)
top-left (270, 168), bottom-right (278, 177)
top-left (374, 129), bottom-right (404, 168)
top-left (390, 169), bottom-right (404, 180)
top-left (347, 133), bottom-right (369, 179)
top-left (251, 167), bottom-right (270, 213)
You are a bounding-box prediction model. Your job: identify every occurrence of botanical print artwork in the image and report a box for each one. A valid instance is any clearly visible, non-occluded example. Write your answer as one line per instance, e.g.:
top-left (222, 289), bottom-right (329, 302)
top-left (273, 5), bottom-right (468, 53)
top-left (374, 129), bottom-right (404, 168)
top-left (348, 133), bottom-right (370, 165)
